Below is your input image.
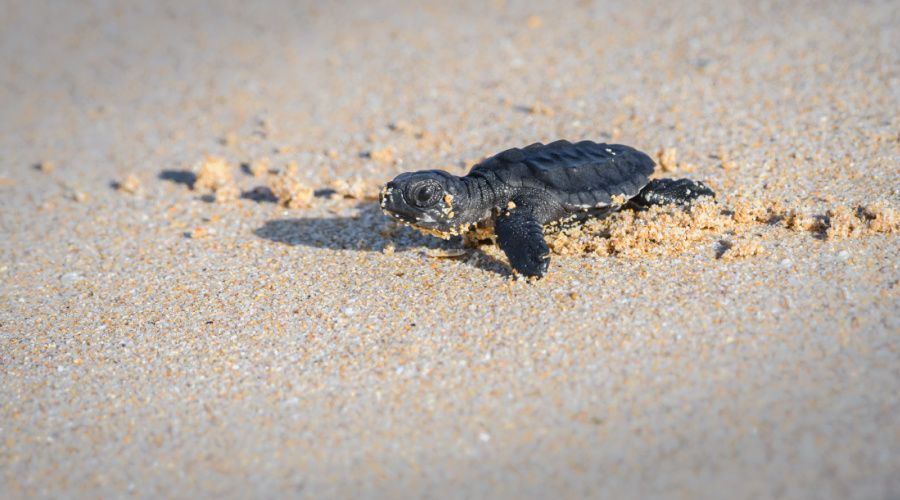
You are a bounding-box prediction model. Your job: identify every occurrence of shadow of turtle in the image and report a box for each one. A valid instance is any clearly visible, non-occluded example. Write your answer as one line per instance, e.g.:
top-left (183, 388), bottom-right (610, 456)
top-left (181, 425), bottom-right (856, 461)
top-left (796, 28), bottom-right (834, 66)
top-left (252, 202), bottom-right (510, 276)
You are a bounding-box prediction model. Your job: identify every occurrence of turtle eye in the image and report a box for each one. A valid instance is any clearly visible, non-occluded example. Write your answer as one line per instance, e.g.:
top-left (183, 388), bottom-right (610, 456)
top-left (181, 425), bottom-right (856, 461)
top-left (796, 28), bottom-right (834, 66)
top-left (415, 185), bottom-right (434, 203)
top-left (408, 181), bottom-right (440, 207)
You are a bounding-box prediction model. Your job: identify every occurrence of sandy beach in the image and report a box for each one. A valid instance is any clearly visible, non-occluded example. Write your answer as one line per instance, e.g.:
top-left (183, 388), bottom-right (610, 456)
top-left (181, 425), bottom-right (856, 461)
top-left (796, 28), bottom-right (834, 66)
top-left (2, 0), bottom-right (899, 498)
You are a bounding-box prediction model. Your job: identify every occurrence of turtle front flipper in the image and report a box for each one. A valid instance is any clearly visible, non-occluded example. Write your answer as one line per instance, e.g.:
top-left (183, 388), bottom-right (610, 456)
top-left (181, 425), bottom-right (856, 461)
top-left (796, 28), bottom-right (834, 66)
top-left (495, 208), bottom-right (550, 278)
top-left (630, 178), bottom-right (716, 208)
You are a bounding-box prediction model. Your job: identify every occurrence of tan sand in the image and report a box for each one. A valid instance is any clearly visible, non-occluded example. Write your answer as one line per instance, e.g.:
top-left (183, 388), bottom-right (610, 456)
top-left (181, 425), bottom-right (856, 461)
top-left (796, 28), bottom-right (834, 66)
top-left (1, 1), bottom-right (899, 498)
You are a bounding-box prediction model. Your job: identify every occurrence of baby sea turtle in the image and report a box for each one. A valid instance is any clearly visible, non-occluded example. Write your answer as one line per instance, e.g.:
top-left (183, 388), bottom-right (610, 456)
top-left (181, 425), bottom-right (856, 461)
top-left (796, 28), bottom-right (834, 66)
top-left (380, 140), bottom-right (714, 278)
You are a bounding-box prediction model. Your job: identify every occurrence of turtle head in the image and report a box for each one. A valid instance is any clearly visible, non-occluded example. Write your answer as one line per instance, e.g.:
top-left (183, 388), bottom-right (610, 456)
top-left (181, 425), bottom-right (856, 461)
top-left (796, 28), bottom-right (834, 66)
top-left (380, 170), bottom-right (469, 233)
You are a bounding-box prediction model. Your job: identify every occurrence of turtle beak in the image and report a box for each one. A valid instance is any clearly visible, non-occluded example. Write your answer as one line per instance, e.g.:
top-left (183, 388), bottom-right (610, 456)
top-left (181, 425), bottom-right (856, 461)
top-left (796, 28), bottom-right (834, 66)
top-left (380, 182), bottom-right (413, 223)
top-left (380, 182), bottom-right (397, 210)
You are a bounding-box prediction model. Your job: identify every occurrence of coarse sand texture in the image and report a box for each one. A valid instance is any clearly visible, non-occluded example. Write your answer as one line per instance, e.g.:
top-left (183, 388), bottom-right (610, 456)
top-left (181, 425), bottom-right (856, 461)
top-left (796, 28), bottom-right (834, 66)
top-left (1, 1), bottom-right (899, 499)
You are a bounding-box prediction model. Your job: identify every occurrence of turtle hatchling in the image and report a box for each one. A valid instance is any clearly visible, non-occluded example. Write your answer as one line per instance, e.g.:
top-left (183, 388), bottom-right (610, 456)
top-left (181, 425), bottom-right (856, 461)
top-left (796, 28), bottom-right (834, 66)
top-left (380, 140), bottom-right (715, 278)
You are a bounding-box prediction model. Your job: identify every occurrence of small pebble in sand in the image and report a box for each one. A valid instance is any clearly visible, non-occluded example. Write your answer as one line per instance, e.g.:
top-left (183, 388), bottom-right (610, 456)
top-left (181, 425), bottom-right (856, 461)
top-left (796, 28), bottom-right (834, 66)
top-left (390, 120), bottom-right (421, 136)
top-left (194, 156), bottom-right (234, 192)
top-left (718, 239), bottom-right (766, 261)
top-left (223, 130), bottom-right (238, 146)
top-left (268, 174), bottom-right (314, 209)
top-left (189, 227), bottom-right (211, 239)
top-left (782, 206), bottom-right (825, 233)
top-left (860, 202), bottom-right (900, 233)
top-left (116, 174), bottom-right (142, 194)
top-left (528, 101), bottom-right (554, 117)
top-left (732, 200), bottom-right (769, 224)
top-left (36, 161), bottom-right (56, 173)
top-left (214, 184), bottom-right (240, 203)
top-left (67, 190), bottom-right (89, 202)
top-left (826, 206), bottom-right (865, 240)
top-left (370, 147), bottom-right (396, 162)
top-left (657, 147), bottom-right (678, 172)
top-left (59, 271), bottom-right (81, 284)
top-left (329, 177), bottom-right (380, 200)
top-left (249, 157), bottom-right (273, 177)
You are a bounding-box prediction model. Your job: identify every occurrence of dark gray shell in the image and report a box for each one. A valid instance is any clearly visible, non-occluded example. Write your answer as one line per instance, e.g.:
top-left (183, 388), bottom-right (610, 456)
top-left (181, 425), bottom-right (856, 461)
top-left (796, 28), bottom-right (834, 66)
top-left (468, 140), bottom-right (655, 210)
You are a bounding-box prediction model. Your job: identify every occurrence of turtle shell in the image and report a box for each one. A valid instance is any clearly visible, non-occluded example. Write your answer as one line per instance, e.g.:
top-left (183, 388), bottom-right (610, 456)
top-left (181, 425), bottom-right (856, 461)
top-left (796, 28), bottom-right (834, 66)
top-left (468, 140), bottom-right (655, 210)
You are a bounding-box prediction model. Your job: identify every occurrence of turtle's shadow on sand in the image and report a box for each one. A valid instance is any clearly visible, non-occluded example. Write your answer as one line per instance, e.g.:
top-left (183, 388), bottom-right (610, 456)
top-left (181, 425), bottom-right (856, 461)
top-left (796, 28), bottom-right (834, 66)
top-left (252, 203), bottom-right (511, 276)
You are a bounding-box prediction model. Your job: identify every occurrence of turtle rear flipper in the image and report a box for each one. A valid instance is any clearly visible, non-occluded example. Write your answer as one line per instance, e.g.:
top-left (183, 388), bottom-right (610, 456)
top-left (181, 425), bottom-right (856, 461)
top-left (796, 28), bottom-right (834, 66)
top-left (630, 178), bottom-right (716, 208)
top-left (496, 209), bottom-right (550, 278)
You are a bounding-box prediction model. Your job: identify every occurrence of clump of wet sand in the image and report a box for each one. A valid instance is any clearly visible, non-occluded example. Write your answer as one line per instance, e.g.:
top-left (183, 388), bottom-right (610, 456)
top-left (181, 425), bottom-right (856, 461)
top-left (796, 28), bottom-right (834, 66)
top-left (546, 196), bottom-right (899, 263)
